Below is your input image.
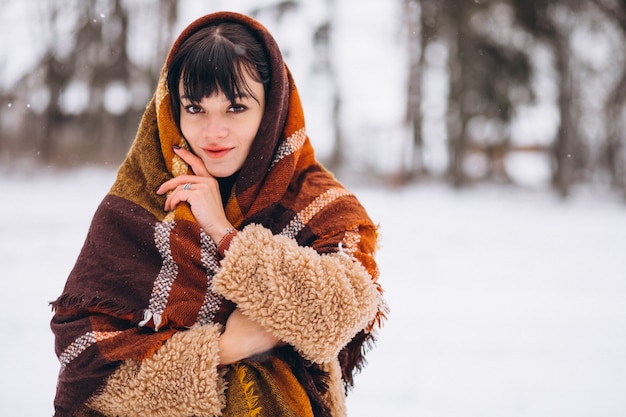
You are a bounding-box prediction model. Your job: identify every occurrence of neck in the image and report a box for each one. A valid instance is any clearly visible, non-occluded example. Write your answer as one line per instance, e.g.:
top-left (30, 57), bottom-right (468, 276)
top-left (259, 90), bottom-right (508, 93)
top-left (218, 172), bottom-right (238, 206)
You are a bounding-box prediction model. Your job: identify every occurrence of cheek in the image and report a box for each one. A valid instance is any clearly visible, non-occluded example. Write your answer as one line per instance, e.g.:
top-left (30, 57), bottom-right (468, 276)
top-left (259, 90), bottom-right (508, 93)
top-left (242, 127), bottom-right (258, 149)
top-left (244, 113), bottom-right (263, 144)
top-left (179, 114), bottom-right (190, 133)
top-left (179, 117), bottom-right (196, 142)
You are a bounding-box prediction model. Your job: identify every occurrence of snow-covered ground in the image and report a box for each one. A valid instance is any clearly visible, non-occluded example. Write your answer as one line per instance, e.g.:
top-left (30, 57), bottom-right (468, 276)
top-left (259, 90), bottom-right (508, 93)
top-left (0, 167), bottom-right (625, 416)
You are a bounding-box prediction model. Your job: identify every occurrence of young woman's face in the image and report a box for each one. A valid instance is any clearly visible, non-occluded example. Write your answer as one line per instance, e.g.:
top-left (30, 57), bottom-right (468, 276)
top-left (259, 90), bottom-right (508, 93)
top-left (178, 70), bottom-right (265, 178)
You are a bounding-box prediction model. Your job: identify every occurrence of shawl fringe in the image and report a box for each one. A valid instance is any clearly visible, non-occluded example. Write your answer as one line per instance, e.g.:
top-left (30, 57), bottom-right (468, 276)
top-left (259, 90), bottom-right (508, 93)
top-left (338, 330), bottom-right (377, 392)
top-left (50, 295), bottom-right (142, 322)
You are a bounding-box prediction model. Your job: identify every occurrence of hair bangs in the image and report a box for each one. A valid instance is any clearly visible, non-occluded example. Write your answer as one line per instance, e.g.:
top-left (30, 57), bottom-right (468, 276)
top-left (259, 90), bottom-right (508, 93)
top-left (180, 40), bottom-right (259, 105)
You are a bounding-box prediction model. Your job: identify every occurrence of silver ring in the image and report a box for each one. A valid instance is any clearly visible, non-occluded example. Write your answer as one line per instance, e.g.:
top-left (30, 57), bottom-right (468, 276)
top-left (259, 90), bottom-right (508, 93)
top-left (183, 183), bottom-right (191, 191)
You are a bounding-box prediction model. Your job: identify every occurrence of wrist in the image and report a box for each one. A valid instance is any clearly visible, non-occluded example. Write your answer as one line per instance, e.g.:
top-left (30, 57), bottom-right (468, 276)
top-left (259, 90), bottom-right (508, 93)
top-left (218, 329), bottom-right (280, 366)
top-left (218, 333), bottom-right (237, 365)
top-left (217, 227), bottom-right (237, 258)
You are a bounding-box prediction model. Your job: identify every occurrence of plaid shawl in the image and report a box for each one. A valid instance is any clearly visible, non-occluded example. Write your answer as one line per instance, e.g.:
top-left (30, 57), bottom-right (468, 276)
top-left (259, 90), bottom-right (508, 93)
top-left (51, 12), bottom-right (383, 417)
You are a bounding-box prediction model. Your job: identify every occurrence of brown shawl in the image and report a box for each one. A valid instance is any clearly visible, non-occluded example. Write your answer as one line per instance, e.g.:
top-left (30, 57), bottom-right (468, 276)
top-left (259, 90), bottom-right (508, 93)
top-left (51, 11), bottom-right (383, 417)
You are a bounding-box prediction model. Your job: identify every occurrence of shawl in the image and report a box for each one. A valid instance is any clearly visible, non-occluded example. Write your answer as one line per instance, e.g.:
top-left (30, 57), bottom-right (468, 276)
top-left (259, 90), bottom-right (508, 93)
top-left (51, 11), bottom-right (384, 417)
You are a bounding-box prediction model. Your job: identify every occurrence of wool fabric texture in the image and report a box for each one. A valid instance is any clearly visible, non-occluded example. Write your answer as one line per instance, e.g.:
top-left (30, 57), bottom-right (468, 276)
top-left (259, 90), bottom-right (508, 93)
top-left (51, 11), bottom-right (385, 417)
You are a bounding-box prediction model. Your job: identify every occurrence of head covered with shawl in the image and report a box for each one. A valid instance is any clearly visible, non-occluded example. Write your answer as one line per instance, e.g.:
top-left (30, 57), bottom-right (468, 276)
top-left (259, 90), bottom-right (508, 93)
top-left (51, 11), bottom-right (384, 417)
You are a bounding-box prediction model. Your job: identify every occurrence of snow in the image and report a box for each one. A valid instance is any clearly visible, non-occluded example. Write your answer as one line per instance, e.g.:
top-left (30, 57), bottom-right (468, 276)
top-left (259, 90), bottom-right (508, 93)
top-left (1, 168), bottom-right (625, 416)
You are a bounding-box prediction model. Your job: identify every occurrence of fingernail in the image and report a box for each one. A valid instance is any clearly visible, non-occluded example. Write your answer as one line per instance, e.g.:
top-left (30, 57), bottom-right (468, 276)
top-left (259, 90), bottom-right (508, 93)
top-left (154, 185), bottom-right (162, 194)
top-left (173, 145), bottom-right (180, 150)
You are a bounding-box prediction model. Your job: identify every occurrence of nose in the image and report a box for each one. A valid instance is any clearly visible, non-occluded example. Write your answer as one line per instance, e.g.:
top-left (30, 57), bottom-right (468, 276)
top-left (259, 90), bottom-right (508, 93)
top-left (202, 114), bottom-right (228, 140)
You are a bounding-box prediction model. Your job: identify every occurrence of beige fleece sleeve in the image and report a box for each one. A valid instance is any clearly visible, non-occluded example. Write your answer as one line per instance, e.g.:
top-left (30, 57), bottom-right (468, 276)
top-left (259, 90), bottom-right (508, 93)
top-left (87, 323), bottom-right (226, 417)
top-left (212, 224), bottom-right (382, 364)
top-left (320, 359), bottom-right (348, 417)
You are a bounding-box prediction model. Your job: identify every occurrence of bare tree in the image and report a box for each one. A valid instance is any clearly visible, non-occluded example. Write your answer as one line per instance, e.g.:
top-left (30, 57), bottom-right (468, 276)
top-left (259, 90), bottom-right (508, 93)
top-left (510, 0), bottom-right (586, 196)
top-left (316, 2), bottom-right (344, 172)
top-left (592, 0), bottom-right (626, 193)
top-left (402, 0), bottom-right (427, 181)
top-left (422, 0), bottom-right (533, 186)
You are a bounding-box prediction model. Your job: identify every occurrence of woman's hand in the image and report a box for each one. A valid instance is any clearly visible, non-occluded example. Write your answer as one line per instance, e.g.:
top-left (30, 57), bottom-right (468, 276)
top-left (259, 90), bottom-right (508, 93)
top-left (156, 146), bottom-right (233, 243)
top-left (218, 308), bottom-right (283, 365)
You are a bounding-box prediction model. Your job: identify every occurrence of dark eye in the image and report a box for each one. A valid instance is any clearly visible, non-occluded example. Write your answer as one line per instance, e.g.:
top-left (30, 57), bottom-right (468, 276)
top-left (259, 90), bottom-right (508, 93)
top-left (228, 104), bottom-right (247, 113)
top-left (185, 104), bottom-right (202, 114)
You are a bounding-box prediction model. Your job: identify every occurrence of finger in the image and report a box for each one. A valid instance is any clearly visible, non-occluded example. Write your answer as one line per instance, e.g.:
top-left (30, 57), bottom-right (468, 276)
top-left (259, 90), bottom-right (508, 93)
top-left (174, 146), bottom-right (210, 176)
top-left (164, 186), bottom-right (190, 211)
top-left (156, 175), bottom-right (195, 195)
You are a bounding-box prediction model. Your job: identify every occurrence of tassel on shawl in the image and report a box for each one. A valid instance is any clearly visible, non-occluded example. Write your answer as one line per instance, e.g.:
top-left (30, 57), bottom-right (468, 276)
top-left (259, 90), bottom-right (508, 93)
top-left (138, 310), bottom-right (163, 331)
top-left (233, 362), bottom-right (262, 417)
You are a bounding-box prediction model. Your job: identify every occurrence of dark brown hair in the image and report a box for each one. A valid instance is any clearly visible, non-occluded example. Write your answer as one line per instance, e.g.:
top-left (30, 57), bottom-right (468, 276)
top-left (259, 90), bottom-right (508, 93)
top-left (166, 22), bottom-right (271, 126)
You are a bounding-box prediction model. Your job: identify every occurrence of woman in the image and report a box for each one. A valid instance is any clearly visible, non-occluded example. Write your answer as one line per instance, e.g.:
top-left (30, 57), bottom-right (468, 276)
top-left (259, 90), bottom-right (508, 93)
top-left (51, 11), bottom-right (385, 417)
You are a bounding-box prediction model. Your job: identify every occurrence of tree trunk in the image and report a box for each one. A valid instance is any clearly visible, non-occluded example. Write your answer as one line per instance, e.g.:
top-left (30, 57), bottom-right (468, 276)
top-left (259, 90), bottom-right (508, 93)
top-left (551, 30), bottom-right (577, 197)
top-left (402, 0), bottom-right (428, 181)
top-left (445, 3), bottom-right (472, 187)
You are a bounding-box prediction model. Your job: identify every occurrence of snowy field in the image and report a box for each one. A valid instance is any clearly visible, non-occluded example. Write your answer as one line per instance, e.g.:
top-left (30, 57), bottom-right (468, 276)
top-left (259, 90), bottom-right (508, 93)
top-left (1, 167), bottom-right (625, 416)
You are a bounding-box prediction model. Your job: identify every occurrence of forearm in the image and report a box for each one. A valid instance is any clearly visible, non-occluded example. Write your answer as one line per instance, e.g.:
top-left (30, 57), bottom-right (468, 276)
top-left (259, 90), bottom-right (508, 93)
top-left (212, 224), bottom-right (382, 364)
top-left (217, 308), bottom-right (283, 365)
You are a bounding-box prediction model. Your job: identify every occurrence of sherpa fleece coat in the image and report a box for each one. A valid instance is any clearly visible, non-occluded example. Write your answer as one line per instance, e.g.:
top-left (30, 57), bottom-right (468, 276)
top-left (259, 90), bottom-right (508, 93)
top-left (51, 11), bottom-right (385, 417)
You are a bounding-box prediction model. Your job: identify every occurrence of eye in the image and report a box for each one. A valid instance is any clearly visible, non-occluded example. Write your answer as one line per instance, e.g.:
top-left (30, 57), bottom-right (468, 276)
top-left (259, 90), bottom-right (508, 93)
top-left (228, 103), bottom-right (247, 114)
top-left (184, 103), bottom-right (203, 114)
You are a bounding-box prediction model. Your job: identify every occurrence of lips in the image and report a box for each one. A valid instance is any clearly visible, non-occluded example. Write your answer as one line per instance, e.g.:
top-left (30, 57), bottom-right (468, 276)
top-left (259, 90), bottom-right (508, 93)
top-left (204, 147), bottom-right (232, 159)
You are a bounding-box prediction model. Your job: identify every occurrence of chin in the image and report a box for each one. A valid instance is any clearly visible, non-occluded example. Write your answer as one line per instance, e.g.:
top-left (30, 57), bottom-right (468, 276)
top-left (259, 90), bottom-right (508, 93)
top-left (208, 168), bottom-right (236, 179)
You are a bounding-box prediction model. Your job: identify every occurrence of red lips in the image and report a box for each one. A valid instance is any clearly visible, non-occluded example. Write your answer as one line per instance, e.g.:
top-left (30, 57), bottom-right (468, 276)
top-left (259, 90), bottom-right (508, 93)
top-left (204, 147), bottom-right (232, 158)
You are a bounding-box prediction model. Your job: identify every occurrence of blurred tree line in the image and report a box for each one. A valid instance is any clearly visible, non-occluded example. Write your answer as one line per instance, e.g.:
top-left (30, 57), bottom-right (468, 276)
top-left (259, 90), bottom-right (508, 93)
top-left (402, 0), bottom-right (626, 196)
top-left (1, 0), bottom-right (625, 197)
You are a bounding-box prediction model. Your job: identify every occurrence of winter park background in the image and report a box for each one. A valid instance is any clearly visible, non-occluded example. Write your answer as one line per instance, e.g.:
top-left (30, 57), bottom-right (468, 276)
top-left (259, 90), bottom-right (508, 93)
top-left (1, 1), bottom-right (626, 416)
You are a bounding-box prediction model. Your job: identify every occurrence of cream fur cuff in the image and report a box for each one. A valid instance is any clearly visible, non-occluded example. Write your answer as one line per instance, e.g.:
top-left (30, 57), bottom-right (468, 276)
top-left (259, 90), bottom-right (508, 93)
top-left (213, 224), bottom-right (381, 363)
top-left (87, 323), bottom-right (226, 417)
